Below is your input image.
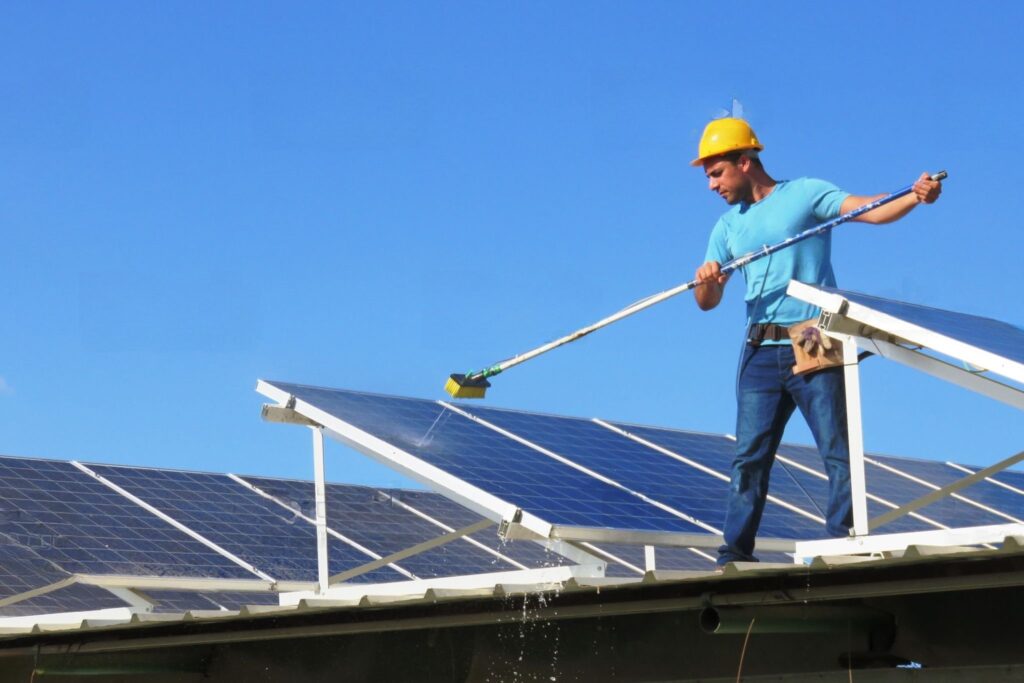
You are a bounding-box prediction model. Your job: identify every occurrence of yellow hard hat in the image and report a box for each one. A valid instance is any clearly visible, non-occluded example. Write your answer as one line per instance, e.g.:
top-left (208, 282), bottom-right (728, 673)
top-left (690, 117), bottom-right (764, 166)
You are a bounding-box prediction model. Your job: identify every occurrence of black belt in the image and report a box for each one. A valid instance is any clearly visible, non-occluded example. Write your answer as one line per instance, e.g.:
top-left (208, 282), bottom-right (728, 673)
top-left (747, 323), bottom-right (790, 346)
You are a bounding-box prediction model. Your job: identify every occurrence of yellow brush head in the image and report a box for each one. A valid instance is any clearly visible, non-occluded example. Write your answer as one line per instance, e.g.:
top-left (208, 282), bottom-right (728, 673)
top-left (444, 373), bottom-right (490, 399)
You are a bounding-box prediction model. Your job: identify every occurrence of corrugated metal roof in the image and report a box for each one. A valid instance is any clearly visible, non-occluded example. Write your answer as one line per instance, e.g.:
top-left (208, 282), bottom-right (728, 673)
top-left (3, 537), bottom-right (1023, 642)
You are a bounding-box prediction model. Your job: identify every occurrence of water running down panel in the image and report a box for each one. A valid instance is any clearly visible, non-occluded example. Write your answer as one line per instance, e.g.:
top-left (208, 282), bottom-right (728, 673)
top-left (240, 476), bottom-right (523, 579)
top-left (87, 465), bottom-right (404, 583)
top-left (381, 488), bottom-right (573, 571)
top-left (259, 382), bottom-right (707, 538)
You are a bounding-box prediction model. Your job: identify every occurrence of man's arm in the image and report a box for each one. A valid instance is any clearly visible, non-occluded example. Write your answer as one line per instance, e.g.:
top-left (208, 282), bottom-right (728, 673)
top-left (843, 172), bottom-right (942, 224)
top-left (694, 261), bottom-right (729, 310)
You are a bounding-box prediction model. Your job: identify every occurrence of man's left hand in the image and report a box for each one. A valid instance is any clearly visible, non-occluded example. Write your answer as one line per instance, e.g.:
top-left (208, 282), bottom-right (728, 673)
top-left (913, 172), bottom-right (942, 204)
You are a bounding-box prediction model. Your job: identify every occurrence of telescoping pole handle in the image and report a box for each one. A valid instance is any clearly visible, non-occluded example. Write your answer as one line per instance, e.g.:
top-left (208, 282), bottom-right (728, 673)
top-left (459, 170), bottom-right (947, 385)
top-left (719, 170), bottom-right (947, 276)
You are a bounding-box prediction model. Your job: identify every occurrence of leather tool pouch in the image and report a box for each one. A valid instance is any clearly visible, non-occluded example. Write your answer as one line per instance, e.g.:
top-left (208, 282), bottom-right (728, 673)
top-left (789, 319), bottom-right (844, 376)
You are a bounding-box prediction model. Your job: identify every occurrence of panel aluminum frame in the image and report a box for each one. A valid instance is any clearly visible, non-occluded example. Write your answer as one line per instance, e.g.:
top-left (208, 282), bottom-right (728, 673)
top-left (787, 281), bottom-right (1024, 392)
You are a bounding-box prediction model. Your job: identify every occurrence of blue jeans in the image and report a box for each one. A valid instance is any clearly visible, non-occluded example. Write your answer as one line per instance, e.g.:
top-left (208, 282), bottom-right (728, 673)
top-left (717, 343), bottom-right (853, 565)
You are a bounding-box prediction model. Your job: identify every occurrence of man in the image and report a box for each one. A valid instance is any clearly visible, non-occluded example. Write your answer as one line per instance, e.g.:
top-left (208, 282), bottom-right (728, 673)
top-left (691, 117), bottom-right (941, 566)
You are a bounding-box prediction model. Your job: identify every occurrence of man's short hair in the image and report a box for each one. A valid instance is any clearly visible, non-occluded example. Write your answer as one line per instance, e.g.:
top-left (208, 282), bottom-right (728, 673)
top-left (722, 149), bottom-right (762, 168)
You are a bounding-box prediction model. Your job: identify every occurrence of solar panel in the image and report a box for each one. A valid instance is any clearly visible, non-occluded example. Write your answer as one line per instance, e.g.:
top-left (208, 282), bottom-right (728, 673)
top-left (143, 590), bottom-right (280, 612)
top-left (867, 456), bottom-right (1024, 523)
top-left (0, 457), bottom-right (252, 579)
top-left (788, 283), bottom-right (1024, 386)
top-left (0, 535), bottom-right (69, 598)
top-left (0, 584), bottom-right (128, 618)
top-left (86, 465), bottom-right (405, 584)
top-left (0, 535), bottom-right (131, 617)
top-left (778, 445), bottom-right (1008, 530)
top-left (259, 382), bottom-right (706, 537)
top-left (605, 422), bottom-right (831, 538)
top-left (261, 380), bottom-right (1024, 559)
top-left (956, 466), bottom-right (1024, 500)
top-left (239, 476), bottom-right (523, 579)
top-left (374, 486), bottom-right (715, 574)
top-left (586, 542), bottom-right (716, 574)
top-left (768, 446), bottom-right (931, 534)
top-left (823, 287), bottom-right (1024, 370)
top-left (382, 488), bottom-right (573, 571)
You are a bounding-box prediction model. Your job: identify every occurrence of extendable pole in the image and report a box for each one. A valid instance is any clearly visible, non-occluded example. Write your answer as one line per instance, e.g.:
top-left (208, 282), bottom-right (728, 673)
top-left (446, 171), bottom-right (947, 399)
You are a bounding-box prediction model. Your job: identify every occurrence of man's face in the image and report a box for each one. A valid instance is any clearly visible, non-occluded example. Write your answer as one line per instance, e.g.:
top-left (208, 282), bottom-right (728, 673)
top-left (703, 157), bottom-right (750, 205)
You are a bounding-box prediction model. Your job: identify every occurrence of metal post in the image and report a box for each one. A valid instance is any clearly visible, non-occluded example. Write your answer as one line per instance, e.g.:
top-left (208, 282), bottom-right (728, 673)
top-left (644, 545), bottom-right (656, 572)
top-left (839, 335), bottom-right (869, 536)
top-left (311, 427), bottom-right (329, 593)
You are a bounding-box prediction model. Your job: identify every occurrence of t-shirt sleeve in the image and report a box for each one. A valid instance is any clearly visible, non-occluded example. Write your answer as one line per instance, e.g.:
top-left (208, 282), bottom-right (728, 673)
top-left (704, 217), bottom-right (732, 265)
top-left (804, 178), bottom-right (850, 221)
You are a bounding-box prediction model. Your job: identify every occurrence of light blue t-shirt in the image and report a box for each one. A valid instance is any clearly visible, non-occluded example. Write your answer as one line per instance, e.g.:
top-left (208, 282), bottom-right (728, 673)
top-left (704, 178), bottom-right (849, 333)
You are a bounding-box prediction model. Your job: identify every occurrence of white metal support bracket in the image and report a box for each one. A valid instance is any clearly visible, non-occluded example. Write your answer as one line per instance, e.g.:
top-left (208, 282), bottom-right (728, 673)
top-left (328, 518), bottom-right (495, 585)
top-left (311, 427), bottom-right (330, 593)
top-left (827, 329), bottom-right (870, 537)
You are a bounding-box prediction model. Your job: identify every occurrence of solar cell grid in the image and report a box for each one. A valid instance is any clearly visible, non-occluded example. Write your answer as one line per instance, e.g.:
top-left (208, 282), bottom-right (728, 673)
top-left (867, 455), bottom-right (1024, 522)
top-left (608, 423), bottom-right (836, 537)
top-left (387, 489), bottom-right (572, 570)
top-left (0, 535), bottom-right (69, 598)
top-left (241, 476), bottom-right (520, 579)
top-left (588, 543), bottom-right (716, 573)
top-left (463, 406), bottom-right (824, 540)
top-left (88, 465), bottom-right (404, 584)
top-left (0, 457), bottom-right (251, 579)
top-left (0, 583), bottom-right (128, 617)
top-left (823, 287), bottom-right (1024, 368)
top-left (145, 590), bottom-right (280, 612)
top-left (962, 467), bottom-right (1024, 500)
top-left (770, 446), bottom-right (932, 534)
top-left (271, 383), bottom-right (706, 534)
top-left (778, 445), bottom-right (1006, 529)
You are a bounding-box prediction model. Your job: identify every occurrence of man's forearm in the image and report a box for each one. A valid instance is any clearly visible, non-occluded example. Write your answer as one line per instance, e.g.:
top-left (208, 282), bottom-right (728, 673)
top-left (845, 193), bottom-right (918, 224)
top-left (694, 281), bottom-right (724, 310)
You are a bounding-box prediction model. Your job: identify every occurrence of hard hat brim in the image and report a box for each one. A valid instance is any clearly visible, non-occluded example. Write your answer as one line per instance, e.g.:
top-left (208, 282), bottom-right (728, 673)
top-left (690, 143), bottom-right (764, 168)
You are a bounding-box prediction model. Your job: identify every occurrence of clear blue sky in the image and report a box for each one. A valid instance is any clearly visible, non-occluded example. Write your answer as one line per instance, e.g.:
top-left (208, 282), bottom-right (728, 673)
top-left (2, 2), bottom-right (1022, 489)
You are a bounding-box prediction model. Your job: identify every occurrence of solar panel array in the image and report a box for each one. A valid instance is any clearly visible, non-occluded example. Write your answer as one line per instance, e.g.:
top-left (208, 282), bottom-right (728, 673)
top-left (264, 381), bottom-right (1024, 560)
top-left (0, 454), bottom-right (574, 618)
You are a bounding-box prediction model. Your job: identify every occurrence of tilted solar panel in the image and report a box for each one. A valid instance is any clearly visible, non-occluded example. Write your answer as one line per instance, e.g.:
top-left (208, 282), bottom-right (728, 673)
top-left (261, 382), bottom-right (705, 536)
top-left (778, 444), bottom-right (1009, 530)
top-left (143, 590), bottom-right (280, 612)
top-left (866, 455), bottom-right (1024, 524)
top-left (0, 457), bottom-right (252, 579)
top-left (380, 488), bottom-right (573, 571)
top-left (0, 535), bottom-right (129, 617)
top-left (86, 465), bottom-right (405, 584)
top-left (239, 476), bottom-right (523, 579)
top-left (821, 286), bottom-right (1024, 368)
top-left (604, 422), bottom-right (830, 538)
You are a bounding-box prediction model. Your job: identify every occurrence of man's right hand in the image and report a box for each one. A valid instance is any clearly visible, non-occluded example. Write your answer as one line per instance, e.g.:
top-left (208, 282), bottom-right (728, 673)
top-left (694, 260), bottom-right (729, 311)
